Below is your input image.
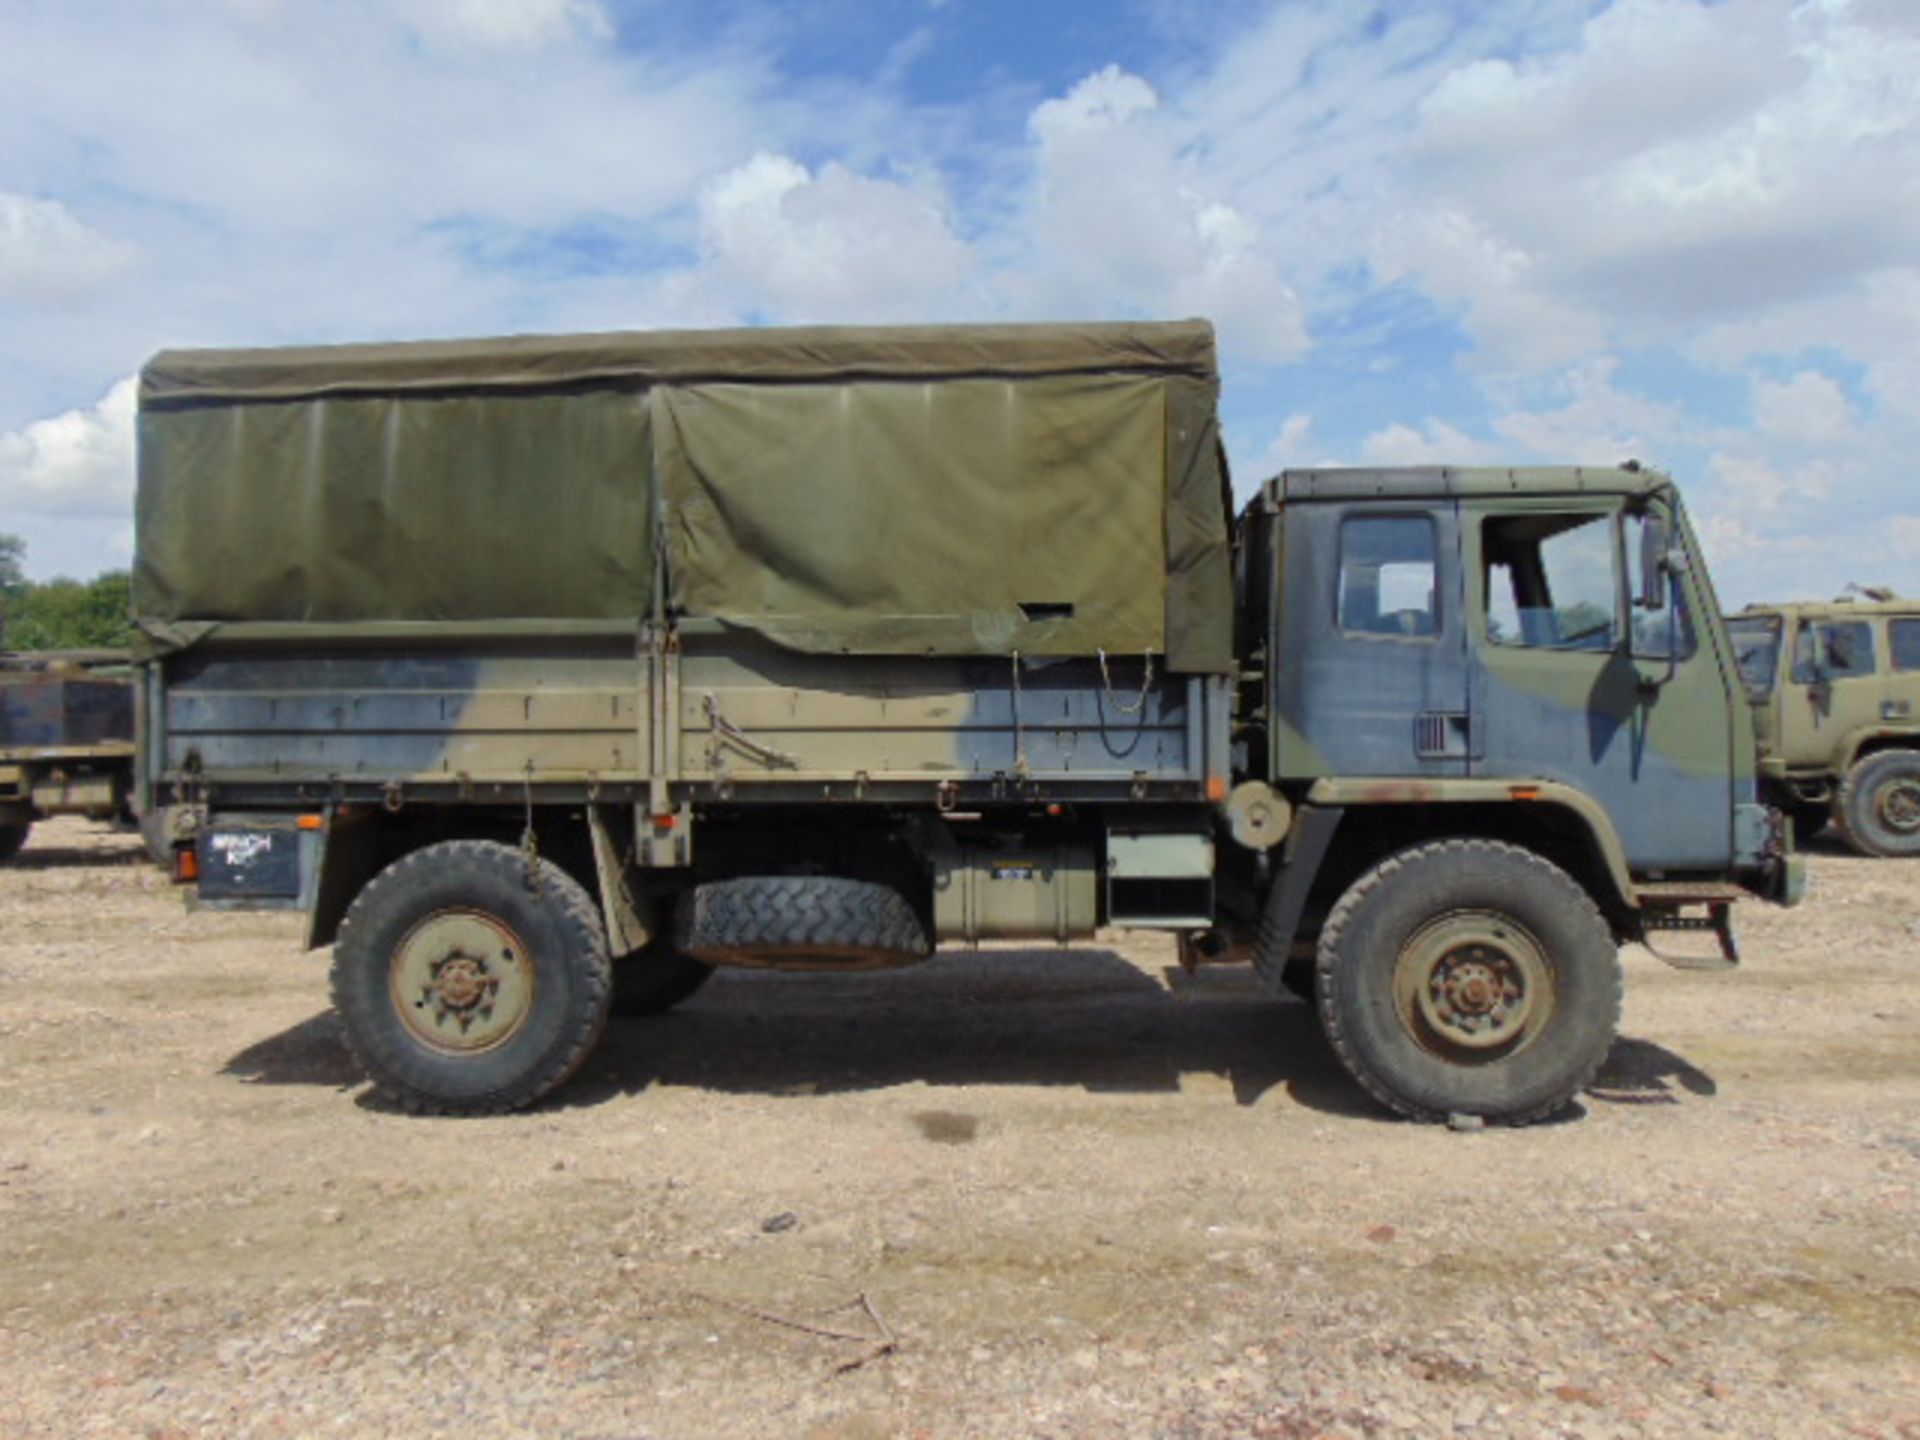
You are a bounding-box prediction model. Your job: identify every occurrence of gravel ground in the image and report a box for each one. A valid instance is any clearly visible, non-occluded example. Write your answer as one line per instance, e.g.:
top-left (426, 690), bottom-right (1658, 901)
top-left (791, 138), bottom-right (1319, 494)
top-left (2, 817), bottom-right (1918, 1439)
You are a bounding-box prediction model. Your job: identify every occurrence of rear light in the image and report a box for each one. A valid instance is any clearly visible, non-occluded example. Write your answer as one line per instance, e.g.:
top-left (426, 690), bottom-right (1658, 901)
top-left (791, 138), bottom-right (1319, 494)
top-left (173, 845), bottom-right (199, 884)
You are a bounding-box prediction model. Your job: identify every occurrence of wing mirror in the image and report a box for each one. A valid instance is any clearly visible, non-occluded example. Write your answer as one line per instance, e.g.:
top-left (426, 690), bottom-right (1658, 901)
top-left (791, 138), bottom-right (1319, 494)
top-left (1638, 512), bottom-right (1672, 612)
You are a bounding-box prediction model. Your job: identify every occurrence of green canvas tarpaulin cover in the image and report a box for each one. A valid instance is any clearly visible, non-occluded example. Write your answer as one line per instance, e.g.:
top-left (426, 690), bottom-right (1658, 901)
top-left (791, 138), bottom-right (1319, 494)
top-left (135, 321), bottom-right (1233, 672)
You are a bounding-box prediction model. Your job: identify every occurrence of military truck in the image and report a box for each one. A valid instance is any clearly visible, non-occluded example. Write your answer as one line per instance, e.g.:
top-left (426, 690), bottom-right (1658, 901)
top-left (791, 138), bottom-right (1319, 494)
top-left (0, 650), bottom-right (137, 863)
top-left (132, 320), bottom-right (1797, 1124)
top-left (1727, 593), bottom-right (1920, 855)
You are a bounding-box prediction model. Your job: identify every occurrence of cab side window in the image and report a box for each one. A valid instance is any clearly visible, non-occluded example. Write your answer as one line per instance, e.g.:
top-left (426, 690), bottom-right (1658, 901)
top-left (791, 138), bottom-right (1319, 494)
top-left (1791, 620), bottom-right (1877, 683)
top-left (1890, 619), bottom-right (1920, 673)
top-left (1337, 515), bottom-right (1438, 639)
top-left (1483, 512), bottom-right (1617, 650)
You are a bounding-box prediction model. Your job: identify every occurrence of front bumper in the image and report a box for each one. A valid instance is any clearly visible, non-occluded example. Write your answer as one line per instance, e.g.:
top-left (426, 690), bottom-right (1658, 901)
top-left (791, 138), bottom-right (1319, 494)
top-left (1735, 801), bottom-right (1806, 907)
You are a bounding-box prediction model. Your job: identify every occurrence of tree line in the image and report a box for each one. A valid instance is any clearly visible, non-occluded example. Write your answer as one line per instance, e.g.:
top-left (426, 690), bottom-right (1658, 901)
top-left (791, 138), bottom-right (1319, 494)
top-left (0, 533), bottom-right (133, 651)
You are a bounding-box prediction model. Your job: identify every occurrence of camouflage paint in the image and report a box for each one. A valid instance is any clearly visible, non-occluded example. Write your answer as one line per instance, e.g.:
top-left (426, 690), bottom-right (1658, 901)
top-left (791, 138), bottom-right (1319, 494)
top-left (1249, 466), bottom-right (1762, 880)
top-left (151, 624), bottom-right (1228, 805)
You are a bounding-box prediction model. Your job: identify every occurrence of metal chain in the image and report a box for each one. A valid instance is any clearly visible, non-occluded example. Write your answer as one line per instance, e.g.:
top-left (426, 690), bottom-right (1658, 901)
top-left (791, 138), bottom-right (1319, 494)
top-left (519, 764), bottom-right (542, 891)
top-left (1010, 651), bottom-right (1029, 778)
top-left (1097, 648), bottom-right (1156, 716)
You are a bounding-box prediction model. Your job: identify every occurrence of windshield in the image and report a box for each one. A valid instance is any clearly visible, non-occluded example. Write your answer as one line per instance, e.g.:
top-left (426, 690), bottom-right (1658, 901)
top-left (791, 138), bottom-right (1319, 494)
top-left (1727, 615), bottom-right (1782, 700)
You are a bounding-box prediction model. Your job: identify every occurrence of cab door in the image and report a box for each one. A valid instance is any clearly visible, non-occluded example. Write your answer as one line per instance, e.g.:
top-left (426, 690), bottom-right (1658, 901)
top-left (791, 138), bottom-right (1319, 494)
top-left (1466, 496), bottom-right (1736, 871)
top-left (1272, 499), bottom-right (1472, 779)
top-left (1886, 617), bottom-right (1920, 727)
top-left (1776, 615), bottom-right (1884, 766)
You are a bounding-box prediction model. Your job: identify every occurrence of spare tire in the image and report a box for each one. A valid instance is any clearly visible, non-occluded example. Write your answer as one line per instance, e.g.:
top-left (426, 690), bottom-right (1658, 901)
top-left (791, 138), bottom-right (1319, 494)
top-left (681, 876), bottom-right (930, 971)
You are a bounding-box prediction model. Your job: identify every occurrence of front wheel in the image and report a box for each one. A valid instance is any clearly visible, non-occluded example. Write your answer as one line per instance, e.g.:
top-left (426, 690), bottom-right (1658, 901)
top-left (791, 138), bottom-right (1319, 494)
top-left (1316, 840), bottom-right (1622, 1125)
top-left (331, 840), bottom-right (613, 1115)
top-left (1835, 750), bottom-right (1920, 857)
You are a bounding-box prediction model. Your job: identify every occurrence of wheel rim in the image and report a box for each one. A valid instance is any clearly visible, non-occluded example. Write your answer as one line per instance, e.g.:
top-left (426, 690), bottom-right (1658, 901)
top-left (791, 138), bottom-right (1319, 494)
top-left (1873, 776), bottom-right (1920, 836)
top-left (389, 909), bottom-right (537, 1054)
top-left (1392, 910), bottom-right (1553, 1061)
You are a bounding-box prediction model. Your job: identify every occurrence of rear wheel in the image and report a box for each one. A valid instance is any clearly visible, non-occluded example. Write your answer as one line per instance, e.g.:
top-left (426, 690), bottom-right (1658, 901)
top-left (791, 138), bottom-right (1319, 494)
top-left (1835, 750), bottom-right (1920, 857)
top-left (331, 840), bottom-right (612, 1114)
top-left (1316, 840), bottom-right (1622, 1125)
top-left (0, 822), bottom-right (29, 865)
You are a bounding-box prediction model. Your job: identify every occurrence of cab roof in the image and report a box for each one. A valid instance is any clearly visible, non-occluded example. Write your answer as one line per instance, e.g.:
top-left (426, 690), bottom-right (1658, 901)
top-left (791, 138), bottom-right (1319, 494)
top-left (1258, 463), bottom-right (1673, 506)
top-left (1735, 596), bottom-right (1916, 622)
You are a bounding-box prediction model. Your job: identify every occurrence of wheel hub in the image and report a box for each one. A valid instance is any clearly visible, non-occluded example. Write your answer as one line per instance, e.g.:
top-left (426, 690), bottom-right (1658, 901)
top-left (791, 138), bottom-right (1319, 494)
top-left (1420, 946), bottom-right (1529, 1048)
top-left (1877, 779), bottom-right (1920, 834)
top-left (429, 953), bottom-right (495, 1013)
top-left (1394, 911), bottom-right (1552, 1058)
top-left (389, 910), bottom-right (536, 1054)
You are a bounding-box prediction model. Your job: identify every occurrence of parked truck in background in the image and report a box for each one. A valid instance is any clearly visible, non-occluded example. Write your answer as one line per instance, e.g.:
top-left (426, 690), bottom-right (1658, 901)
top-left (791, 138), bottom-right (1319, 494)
top-left (0, 649), bottom-right (137, 863)
top-left (1728, 593), bottom-right (1920, 856)
top-left (133, 320), bottom-right (1799, 1125)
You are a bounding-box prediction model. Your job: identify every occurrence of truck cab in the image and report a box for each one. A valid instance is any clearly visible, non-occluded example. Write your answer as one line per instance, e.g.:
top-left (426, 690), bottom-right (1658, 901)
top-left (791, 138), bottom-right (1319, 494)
top-left (1242, 466), bottom-right (1776, 881)
top-left (1728, 595), bottom-right (1920, 855)
top-left (1224, 465), bottom-right (1797, 1122)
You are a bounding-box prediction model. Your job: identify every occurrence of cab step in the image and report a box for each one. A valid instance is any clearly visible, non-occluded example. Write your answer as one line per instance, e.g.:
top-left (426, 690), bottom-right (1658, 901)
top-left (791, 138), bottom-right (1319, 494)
top-left (1636, 886), bottom-right (1741, 971)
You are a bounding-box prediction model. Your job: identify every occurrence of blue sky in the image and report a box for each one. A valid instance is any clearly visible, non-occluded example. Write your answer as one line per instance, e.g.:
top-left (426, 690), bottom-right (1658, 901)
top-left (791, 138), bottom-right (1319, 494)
top-left (2, 0), bottom-right (1917, 606)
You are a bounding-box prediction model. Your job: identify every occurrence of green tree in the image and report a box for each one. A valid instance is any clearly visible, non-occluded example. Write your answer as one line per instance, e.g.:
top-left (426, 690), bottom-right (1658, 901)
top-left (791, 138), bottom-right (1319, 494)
top-left (0, 532), bottom-right (26, 649)
top-left (0, 535), bottom-right (133, 651)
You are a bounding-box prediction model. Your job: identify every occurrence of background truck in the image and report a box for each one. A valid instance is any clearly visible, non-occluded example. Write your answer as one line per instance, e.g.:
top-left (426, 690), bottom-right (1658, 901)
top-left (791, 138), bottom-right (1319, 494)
top-left (133, 320), bottom-right (1796, 1124)
top-left (1728, 593), bottom-right (1920, 856)
top-left (0, 649), bottom-right (137, 863)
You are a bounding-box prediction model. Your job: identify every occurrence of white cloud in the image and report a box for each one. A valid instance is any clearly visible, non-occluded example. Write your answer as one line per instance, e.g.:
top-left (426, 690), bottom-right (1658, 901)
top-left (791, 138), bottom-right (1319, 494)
top-left (0, 194), bottom-right (135, 302)
top-left (1261, 413), bottom-right (1316, 470)
top-left (1891, 516), bottom-right (1920, 560)
top-left (1695, 511), bottom-right (1769, 567)
top-left (1373, 210), bottom-right (1604, 372)
top-left (0, 377), bottom-right (137, 518)
top-left (1707, 453), bottom-right (1793, 516)
top-left (398, 0), bottom-right (611, 49)
top-left (671, 152), bottom-right (976, 323)
top-left (1359, 419), bottom-right (1499, 468)
top-left (1488, 358), bottom-right (1696, 466)
top-left (1384, 0), bottom-right (1920, 370)
top-left (1752, 370), bottom-right (1855, 442)
top-left (1017, 66), bottom-right (1308, 364)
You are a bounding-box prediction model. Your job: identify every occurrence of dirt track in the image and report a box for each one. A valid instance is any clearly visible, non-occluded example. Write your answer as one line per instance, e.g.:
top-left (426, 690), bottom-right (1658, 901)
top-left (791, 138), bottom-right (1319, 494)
top-left (2, 817), bottom-right (1918, 1439)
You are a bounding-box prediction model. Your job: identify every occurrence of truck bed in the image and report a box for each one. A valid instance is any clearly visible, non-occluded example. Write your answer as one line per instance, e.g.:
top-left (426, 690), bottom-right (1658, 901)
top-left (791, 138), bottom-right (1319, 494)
top-left (154, 624), bottom-right (1229, 810)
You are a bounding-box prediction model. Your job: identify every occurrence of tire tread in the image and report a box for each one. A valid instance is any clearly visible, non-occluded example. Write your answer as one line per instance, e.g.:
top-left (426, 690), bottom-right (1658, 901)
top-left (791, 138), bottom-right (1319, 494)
top-left (1834, 750), bottom-right (1920, 858)
top-left (330, 839), bottom-right (611, 1116)
top-left (682, 875), bottom-right (928, 964)
top-left (1315, 838), bottom-right (1622, 1126)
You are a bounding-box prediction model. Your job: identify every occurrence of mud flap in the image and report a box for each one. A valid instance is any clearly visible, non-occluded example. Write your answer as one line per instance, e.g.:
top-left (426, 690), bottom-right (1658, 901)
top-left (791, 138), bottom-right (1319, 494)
top-left (194, 815), bottom-right (320, 912)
